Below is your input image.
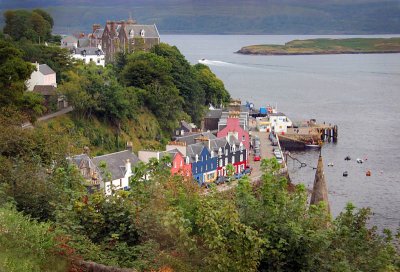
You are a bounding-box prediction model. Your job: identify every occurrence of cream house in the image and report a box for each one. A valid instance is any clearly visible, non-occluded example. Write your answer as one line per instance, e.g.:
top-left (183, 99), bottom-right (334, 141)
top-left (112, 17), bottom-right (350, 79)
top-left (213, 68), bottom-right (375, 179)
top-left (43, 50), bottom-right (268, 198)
top-left (26, 63), bottom-right (57, 91)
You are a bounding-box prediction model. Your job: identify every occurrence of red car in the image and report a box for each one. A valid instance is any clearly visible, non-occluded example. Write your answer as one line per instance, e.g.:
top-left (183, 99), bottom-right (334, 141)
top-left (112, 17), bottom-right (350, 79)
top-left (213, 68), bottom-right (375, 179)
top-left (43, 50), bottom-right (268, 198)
top-left (254, 154), bottom-right (261, 161)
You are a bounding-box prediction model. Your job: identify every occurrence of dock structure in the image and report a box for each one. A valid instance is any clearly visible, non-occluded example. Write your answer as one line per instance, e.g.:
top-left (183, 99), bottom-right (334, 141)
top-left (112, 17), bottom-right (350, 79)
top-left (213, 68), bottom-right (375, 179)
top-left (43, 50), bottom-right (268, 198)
top-left (279, 123), bottom-right (338, 150)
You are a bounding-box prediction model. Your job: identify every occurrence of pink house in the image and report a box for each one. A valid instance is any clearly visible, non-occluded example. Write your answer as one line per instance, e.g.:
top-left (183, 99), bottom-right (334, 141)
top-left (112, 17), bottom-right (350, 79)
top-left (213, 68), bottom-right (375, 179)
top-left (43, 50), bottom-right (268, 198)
top-left (26, 63), bottom-right (57, 91)
top-left (217, 116), bottom-right (250, 164)
top-left (167, 150), bottom-right (192, 178)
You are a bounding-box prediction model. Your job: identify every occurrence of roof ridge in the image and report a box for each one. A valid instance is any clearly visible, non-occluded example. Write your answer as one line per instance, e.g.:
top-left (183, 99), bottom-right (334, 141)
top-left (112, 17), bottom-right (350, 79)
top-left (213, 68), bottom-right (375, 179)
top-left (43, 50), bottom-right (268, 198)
top-left (93, 150), bottom-right (132, 159)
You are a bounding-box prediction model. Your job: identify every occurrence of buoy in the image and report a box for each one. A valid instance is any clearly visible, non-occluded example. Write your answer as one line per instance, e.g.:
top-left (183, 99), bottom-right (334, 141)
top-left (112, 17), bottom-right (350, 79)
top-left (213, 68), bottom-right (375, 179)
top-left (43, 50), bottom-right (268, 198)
top-left (343, 171), bottom-right (348, 177)
top-left (366, 170), bottom-right (371, 176)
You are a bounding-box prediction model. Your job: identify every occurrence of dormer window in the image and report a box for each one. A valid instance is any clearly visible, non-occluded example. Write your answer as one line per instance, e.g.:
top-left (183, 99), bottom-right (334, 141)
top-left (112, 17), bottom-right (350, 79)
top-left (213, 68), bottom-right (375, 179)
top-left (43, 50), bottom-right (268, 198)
top-left (225, 149), bottom-right (228, 156)
top-left (195, 154), bottom-right (199, 162)
top-left (218, 147), bottom-right (222, 156)
top-left (140, 29), bottom-right (145, 37)
top-left (129, 29), bottom-right (134, 39)
top-left (185, 156), bottom-right (190, 164)
top-left (210, 150), bottom-right (214, 157)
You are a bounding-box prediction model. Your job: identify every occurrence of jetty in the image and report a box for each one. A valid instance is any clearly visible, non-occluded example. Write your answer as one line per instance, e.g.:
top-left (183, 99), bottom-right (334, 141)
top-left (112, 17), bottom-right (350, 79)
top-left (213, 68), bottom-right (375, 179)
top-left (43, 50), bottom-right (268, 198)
top-left (279, 121), bottom-right (338, 150)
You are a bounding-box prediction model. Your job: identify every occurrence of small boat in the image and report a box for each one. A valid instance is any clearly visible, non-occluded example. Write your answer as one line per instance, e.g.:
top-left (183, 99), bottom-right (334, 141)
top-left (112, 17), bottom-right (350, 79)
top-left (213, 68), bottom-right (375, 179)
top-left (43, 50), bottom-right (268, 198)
top-left (305, 144), bottom-right (320, 149)
top-left (344, 156), bottom-right (351, 161)
top-left (366, 170), bottom-right (371, 176)
top-left (343, 171), bottom-right (348, 177)
top-left (356, 158), bottom-right (363, 164)
top-left (328, 163), bottom-right (334, 167)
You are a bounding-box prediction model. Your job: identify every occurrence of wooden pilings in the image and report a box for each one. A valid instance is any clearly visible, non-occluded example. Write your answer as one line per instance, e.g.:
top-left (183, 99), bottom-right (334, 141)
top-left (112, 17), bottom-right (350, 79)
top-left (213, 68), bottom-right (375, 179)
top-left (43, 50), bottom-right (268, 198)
top-left (317, 125), bottom-right (338, 142)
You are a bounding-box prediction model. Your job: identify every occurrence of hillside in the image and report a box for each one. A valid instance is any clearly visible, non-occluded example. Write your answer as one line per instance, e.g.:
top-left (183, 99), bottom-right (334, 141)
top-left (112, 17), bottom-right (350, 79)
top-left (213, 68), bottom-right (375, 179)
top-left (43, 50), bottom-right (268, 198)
top-left (1, 0), bottom-right (400, 34)
top-left (237, 37), bottom-right (400, 55)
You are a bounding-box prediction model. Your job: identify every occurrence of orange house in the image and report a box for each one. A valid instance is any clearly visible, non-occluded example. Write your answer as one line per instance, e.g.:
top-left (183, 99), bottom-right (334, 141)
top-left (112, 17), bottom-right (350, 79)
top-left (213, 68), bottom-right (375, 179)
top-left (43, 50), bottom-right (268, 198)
top-left (162, 149), bottom-right (192, 178)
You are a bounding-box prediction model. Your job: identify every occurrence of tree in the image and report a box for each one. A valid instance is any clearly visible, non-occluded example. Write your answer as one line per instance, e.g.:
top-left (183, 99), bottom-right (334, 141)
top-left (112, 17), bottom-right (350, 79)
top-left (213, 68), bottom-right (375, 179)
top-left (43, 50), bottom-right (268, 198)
top-left (194, 63), bottom-right (230, 107)
top-left (3, 9), bottom-right (53, 42)
top-left (122, 51), bottom-right (173, 89)
top-left (0, 40), bottom-right (34, 107)
top-left (151, 43), bottom-right (206, 124)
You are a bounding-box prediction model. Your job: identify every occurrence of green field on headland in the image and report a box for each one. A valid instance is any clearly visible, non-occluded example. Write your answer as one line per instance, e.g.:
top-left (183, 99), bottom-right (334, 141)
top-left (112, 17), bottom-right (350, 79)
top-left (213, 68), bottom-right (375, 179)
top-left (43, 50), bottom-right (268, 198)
top-left (237, 38), bottom-right (400, 55)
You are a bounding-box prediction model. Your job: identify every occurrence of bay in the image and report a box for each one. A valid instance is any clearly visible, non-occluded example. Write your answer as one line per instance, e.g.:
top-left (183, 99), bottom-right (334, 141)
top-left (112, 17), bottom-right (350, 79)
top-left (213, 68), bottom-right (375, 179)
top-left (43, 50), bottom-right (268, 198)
top-left (162, 34), bottom-right (400, 231)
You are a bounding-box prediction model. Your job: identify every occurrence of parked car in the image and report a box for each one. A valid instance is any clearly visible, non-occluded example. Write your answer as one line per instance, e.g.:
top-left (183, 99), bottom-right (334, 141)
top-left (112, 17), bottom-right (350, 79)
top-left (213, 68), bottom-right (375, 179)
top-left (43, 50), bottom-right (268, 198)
top-left (235, 172), bottom-right (244, 180)
top-left (242, 166), bottom-right (253, 175)
top-left (215, 176), bottom-right (226, 185)
top-left (254, 154), bottom-right (261, 161)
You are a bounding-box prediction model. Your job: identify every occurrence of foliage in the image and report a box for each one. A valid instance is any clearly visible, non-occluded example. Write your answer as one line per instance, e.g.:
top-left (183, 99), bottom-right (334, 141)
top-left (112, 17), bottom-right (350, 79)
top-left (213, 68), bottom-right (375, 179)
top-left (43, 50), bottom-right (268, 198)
top-left (59, 63), bottom-right (139, 124)
top-left (14, 40), bottom-right (74, 83)
top-left (3, 9), bottom-right (53, 42)
top-left (0, 205), bottom-right (67, 272)
top-left (194, 63), bottom-right (230, 107)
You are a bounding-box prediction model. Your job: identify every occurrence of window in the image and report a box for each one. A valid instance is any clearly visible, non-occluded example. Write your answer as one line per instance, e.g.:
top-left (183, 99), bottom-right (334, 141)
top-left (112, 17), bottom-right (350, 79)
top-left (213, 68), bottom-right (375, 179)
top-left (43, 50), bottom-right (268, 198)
top-left (232, 156), bottom-right (235, 164)
top-left (225, 149), bottom-right (228, 156)
top-left (242, 135), bottom-right (245, 141)
top-left (240, 154), bottom-right (243, 162)
top-left (219, 159), bottom-right (223, 166)
top-left (120, 179), bottom-right (122, 187)
top-left (180, 160), bottom-right (183, 167)
top-left (97, 59), bottom-right (100, 64)
top-left (129, 29), bottom-right (134, 39)
top-left (225, 158), bottom-right (228, 165)
top-left (205, 164), bottom-right (208, 171)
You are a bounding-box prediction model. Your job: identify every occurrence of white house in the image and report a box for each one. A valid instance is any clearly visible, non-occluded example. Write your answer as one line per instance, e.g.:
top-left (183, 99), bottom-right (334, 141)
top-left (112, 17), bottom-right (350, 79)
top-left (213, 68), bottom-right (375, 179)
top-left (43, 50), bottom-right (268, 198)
top-left (26, 63), bottom-right (57, 91)
top-left (269, 112), bottom-right (293, 134)
top-left (70, 149), bottom-right (139, 195)
top-left (72, 46), bottom-right (105, 67)
top-left (92, 150), bottom-right (139, 195)
top-left (61, 35), bottom-right (78, 49)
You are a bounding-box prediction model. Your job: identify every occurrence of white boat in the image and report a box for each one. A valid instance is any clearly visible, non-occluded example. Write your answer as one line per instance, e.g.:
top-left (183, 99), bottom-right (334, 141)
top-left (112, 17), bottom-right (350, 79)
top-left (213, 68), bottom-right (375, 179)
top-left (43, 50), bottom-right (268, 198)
top-left (305, 144), bottom-right (320, 148)
top-left (356, 158), bottom-right (363, 164)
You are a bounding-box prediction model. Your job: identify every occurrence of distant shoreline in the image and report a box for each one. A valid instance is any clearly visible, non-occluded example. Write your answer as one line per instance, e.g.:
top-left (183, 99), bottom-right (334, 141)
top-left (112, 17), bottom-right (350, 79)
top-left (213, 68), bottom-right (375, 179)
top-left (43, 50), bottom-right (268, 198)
top-left (236, 38), bottom-right (400, 55)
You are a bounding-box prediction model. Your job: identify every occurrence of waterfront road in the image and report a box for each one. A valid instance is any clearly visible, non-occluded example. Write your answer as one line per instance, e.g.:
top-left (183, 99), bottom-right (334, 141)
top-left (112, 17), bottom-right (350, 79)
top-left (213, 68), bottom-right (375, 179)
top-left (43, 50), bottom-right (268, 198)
top-left (213, 119), bottom-right (275, 193)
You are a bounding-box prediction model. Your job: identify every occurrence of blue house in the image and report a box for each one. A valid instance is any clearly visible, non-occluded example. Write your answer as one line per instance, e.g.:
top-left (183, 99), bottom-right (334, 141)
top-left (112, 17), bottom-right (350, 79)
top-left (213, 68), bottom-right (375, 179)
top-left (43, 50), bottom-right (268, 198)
top-left (187, 141), bottom-right (218, 185)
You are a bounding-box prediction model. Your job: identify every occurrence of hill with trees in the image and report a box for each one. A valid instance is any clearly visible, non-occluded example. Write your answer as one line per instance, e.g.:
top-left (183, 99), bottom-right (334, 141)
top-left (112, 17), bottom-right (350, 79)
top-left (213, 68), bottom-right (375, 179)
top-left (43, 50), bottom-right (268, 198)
top-left (1, 0), bottom-right (400, 34)
top-left (0, 8), bottom-right (399, 272)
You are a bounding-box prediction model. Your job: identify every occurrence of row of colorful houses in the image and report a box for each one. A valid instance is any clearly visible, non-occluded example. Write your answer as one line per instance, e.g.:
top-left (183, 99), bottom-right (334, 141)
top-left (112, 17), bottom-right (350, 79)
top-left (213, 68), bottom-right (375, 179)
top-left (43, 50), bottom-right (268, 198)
top-left (70, 111), bottom-right (250, 193)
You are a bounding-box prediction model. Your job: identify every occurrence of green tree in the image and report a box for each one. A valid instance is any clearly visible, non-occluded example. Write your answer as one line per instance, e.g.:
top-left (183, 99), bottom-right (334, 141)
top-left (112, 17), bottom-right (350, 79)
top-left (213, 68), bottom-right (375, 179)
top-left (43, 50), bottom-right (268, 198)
top-left (122, 51), bottom-right (173, 89)
top-left (151, 43), bottom-right (206, 124)
top-left (0, 40), bottom-right (34, 107)
top-left (3, 9), bottom-right (53, 42)
top-left (194, 63), bottom-right (230, 107)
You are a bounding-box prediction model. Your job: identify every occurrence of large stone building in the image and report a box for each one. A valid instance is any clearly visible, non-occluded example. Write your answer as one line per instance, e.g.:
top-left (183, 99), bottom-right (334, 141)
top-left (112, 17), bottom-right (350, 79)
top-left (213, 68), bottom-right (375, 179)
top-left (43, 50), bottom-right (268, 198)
top-left (101, 18), bottom-right (160, 63)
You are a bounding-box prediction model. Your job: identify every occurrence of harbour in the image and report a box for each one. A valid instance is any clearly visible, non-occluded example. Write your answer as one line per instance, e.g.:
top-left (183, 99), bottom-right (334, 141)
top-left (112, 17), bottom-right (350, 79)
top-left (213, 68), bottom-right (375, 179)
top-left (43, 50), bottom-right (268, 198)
top-left (163, 34), bottom-right (400, 231)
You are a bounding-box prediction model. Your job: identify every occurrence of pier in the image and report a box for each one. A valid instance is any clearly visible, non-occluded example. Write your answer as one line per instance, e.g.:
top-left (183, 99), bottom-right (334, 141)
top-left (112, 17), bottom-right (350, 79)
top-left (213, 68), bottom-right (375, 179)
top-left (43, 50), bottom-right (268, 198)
top-left (279, 123), bottom-right (338, 150)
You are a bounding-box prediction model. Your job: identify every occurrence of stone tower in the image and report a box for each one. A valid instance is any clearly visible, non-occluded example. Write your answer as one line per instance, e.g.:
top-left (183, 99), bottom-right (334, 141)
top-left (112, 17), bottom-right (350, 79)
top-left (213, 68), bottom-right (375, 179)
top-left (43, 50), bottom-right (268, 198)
top-left (310, 153), bottom-right (330, 214)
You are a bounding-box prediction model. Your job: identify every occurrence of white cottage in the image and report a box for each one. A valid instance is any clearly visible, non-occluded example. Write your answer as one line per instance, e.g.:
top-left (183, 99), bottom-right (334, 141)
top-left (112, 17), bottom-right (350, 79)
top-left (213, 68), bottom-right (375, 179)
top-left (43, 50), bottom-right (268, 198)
top-left (269, 112), bottom-right (292, 134)
top-left (26, 63), bottom-right (57, 91)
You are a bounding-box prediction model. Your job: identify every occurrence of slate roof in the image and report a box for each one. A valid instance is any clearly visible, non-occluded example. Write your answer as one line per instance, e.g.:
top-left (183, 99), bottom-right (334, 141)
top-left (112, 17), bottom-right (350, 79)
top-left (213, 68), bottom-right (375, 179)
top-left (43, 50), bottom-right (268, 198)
top-left (69, 154), bottom-right (102, 182)
top-left (92, 150), bottom-right (139, 180)
top-left (33, 85), bottom-right (57, 96)
top-left (186, 143), bottom-right (205, 162)
top-left (73, 47), bottom-right (104, 56)
top-left (205, 109), bottom-right (223, 119)
top-left (38, 64), bottom-right (55, 75)
top-left (125, 24), bottom-right (160, 38)
top-left (78, 38), bottom-right (90, 47)
top-left (92, 29), bottom-right (104, 39)
top-left (61, 35), bottom-right (78, 43)
top-left (175, 131), bottom-right (216, 145)
top-left (209, 137), bottom-right (227, 152)
top-left (159, 148), bottom-right (180, 161)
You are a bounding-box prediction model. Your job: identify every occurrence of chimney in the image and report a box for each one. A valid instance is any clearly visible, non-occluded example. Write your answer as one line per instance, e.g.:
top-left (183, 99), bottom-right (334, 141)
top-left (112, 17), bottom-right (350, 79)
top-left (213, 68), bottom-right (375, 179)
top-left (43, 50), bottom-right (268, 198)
top-left (125, 159), bottom-right (132, 176)
top-left (92, 24), bottom-right (101, 33)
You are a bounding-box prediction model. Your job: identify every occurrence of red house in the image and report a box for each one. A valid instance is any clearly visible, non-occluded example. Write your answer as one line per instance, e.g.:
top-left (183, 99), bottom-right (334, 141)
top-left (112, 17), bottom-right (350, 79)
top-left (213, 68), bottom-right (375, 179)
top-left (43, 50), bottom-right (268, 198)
top-left (217, 115), bottom-right (250, 165)
top-left (162, 149), bottom-right (192, 178)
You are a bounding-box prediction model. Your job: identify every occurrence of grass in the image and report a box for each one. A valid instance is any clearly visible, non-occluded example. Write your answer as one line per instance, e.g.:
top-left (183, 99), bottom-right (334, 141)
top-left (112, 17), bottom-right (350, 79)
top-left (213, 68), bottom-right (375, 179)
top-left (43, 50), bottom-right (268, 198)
top-left (237, 38), bottom-right (400, 55)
